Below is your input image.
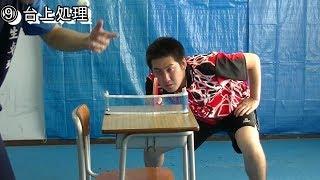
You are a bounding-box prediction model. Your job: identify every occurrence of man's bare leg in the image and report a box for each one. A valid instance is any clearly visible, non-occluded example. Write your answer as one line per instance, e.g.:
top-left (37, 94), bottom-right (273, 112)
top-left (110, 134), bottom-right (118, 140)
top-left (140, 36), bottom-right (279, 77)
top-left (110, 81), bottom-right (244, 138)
top-left (235, 126), bottom-right (267, 180)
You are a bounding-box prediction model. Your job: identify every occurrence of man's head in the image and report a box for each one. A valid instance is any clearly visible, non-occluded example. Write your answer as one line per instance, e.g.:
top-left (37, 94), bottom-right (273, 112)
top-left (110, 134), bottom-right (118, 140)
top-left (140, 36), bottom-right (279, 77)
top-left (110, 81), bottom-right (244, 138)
top-left (146, 37), bottom-right (187, 93)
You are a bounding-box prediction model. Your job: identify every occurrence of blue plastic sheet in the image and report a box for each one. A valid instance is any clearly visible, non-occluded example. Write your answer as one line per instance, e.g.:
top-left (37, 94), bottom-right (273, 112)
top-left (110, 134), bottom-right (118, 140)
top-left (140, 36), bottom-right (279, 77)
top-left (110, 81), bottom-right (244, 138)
top-left (43, 0), bottom-right (320, 138)
top-left (250, 0), bottom-right (320, 134)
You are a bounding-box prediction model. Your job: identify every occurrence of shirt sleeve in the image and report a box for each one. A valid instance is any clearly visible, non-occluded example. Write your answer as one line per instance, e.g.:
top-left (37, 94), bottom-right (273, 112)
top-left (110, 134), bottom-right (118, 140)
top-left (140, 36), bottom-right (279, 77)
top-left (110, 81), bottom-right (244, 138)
top-left (22, 0), bottom-right (55, 35)
top-left (214, 52), bottom-right (248, 81)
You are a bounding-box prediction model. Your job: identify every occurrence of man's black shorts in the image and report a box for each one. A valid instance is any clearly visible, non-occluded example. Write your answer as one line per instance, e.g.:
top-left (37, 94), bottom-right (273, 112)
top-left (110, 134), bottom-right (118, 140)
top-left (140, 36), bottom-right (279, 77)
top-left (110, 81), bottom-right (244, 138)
top-left (193, 112), bottom-right (259, 153)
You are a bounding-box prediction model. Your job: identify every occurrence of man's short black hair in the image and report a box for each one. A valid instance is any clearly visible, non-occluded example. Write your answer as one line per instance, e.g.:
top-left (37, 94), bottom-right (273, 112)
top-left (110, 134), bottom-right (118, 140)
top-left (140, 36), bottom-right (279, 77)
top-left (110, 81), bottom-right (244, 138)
top-left (146, 37), bottom-right (185, 69)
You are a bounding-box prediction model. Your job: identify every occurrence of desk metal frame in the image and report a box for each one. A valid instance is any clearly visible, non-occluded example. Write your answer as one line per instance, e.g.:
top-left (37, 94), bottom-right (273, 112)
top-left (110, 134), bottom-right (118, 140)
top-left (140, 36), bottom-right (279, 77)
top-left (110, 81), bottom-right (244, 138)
top-left (118, 132), bottom-right (195, 180)
top-left (102, 109), bottom-right (199, 180)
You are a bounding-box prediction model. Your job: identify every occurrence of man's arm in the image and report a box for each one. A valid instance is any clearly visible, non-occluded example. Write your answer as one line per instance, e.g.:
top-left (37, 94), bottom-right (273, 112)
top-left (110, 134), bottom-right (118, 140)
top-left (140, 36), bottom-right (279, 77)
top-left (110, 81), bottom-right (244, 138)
top-left (234, 53), bottom-right (261, 117)
top-left (42, 20), bottom-right (117, 53)
top-left (244, 53), bottom-right (261, 101)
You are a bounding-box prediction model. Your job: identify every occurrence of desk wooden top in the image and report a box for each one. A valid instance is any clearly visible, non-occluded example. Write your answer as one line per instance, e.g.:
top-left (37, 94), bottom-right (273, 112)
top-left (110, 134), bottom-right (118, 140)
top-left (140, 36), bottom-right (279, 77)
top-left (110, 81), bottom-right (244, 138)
top-left (102, 107), bottom-right (199, 134)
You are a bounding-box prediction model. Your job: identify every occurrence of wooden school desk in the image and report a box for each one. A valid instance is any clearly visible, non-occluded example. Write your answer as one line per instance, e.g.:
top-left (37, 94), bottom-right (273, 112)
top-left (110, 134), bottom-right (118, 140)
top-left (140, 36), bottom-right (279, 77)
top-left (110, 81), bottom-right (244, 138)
top-left (102, 106), bottom-right (199, 180)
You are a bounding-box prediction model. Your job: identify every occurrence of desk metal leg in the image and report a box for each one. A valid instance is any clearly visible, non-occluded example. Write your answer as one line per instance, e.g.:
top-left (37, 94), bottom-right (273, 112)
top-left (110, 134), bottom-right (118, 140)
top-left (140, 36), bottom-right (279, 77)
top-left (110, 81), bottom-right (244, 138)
top-left (117, 132), bottom-right (195, 180)
top-left (188, 132), bottom-right (196, 180)
top-left (120, 135), bottom-right (129, 180)
top-left (183, 143), bottom-right (189, 180)
top-left (76, 136), bottom-right (86, 180)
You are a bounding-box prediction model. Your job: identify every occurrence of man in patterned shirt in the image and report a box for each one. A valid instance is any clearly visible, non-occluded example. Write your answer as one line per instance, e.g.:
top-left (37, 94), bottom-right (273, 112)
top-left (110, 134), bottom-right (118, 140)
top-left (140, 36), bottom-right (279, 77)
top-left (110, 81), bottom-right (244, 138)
top-left (144, 37), bottom-right (266, 180)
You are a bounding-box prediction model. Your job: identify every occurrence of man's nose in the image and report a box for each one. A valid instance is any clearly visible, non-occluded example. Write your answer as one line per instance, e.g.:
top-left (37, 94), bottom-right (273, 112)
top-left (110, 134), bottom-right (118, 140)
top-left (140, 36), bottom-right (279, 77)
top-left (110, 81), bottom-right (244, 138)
top-left (163, 72), bottom-right (171, 82)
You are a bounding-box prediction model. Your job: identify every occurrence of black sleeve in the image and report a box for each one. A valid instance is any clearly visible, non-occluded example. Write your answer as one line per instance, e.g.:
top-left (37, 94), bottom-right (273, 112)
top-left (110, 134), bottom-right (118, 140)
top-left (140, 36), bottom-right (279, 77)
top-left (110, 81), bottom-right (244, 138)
top-left (145, 77), bottom-right (153, 95)
top-left (215, 52), bottom-right (248, 81)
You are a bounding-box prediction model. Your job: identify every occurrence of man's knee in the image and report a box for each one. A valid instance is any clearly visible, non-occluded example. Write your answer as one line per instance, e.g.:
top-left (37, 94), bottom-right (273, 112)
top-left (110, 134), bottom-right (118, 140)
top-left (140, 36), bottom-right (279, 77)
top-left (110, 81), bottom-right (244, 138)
top-left (235, 126), bottom-right (262, 153)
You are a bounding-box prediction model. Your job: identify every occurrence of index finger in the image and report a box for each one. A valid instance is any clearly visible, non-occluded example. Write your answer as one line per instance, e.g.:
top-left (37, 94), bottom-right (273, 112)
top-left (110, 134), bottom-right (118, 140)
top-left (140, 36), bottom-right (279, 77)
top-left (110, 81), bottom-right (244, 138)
top-left (105, 32), bottom-right (118, 38)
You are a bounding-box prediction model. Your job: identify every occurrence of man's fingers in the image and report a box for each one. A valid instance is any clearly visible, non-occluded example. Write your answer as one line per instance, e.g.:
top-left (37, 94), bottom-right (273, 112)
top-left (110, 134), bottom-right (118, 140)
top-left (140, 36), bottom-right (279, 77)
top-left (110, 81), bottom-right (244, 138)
top-left (90, 20), bottom-right (104, 39)
top-left (234, 104), bottom-right (245, 116)
top-left (89, 40), bottom-right (111, 53)
top-left (89, 41), bottom-right (105, 53)
top-left (95, 20), bottom-right (104, 32)
top-left (96, 31), bottom-right (117, 39)
top-left (245, 107), bottom-right (254, 115)
top-left (92, 32), bottom-right (117, 43)
top-left (238, 106), bottom-right (250, 117)
top-left (94, 36), bottom-right (108, 45)
top-left (234, 98), bottom-right (260, 117)
top-left (92, 20), bottom-right (117, 38)
top-left (89, 32), bottom-right (115, 52)
top-left (106, 32), bottom-right (117, 38)
top-left (88, 20), bottom-right (118, 52)
top-left (235, 103), bottom-right (252, 117)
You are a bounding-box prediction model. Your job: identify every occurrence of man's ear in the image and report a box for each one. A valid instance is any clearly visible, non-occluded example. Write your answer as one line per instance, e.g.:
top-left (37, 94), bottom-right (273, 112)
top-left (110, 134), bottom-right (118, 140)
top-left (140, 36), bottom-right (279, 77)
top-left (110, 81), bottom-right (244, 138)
top-left (181, 58), bottom-right (187, 70)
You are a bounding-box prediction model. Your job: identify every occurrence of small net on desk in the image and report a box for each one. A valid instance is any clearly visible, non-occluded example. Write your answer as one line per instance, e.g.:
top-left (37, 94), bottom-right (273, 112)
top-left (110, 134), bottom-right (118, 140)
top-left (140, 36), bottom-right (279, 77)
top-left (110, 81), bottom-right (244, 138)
top-left (104, 90), bottom-right (189, 115)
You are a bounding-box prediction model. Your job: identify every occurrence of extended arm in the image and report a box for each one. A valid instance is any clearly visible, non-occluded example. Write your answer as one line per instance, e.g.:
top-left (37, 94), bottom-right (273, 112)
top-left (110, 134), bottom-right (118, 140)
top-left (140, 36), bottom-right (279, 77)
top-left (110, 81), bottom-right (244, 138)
top-left (42, 20), bottom-right (117, 53)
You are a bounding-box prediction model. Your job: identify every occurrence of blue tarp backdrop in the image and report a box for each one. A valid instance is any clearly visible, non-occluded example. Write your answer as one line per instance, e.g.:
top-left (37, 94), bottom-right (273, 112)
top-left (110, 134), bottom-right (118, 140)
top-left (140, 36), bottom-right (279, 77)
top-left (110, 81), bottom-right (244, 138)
top-left (43, 0), bottom-right (320, 138)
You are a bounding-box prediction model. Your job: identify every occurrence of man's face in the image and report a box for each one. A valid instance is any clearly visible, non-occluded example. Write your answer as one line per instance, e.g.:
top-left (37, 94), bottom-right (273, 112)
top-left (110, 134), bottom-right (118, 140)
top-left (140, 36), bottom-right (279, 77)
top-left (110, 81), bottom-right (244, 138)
top-left (20, 0), bottom-right (34, 4)
top-left (151, 56), bottom-right (186, 93)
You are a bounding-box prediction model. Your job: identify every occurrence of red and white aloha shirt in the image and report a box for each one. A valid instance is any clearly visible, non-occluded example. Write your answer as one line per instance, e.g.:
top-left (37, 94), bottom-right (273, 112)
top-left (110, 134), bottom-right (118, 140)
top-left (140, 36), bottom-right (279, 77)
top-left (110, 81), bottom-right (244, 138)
top-left (146, 52), bottom-right (250, 125)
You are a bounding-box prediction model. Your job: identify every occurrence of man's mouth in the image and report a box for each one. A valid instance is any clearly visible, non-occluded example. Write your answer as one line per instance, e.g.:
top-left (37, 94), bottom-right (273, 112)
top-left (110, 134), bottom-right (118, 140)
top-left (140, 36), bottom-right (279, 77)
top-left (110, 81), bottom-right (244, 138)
top-left (166, 84), bottom-right (174, 88)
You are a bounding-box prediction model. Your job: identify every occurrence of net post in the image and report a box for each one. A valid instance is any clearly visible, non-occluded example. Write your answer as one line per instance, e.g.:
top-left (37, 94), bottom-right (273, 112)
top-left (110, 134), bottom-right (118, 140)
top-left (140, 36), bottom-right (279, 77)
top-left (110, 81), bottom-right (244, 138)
top-left (182, 88), bottom-right (189, 113)
top-left (104, 90), bottom-right (110, 114)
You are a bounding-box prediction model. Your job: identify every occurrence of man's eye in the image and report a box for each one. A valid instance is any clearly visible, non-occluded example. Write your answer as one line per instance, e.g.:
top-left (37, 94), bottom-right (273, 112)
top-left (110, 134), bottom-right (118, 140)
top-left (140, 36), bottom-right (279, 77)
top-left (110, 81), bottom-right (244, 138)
top-left (167, 67), bottom-right (175, 72)
top-left (153, 70), bottom-right (161, 76)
